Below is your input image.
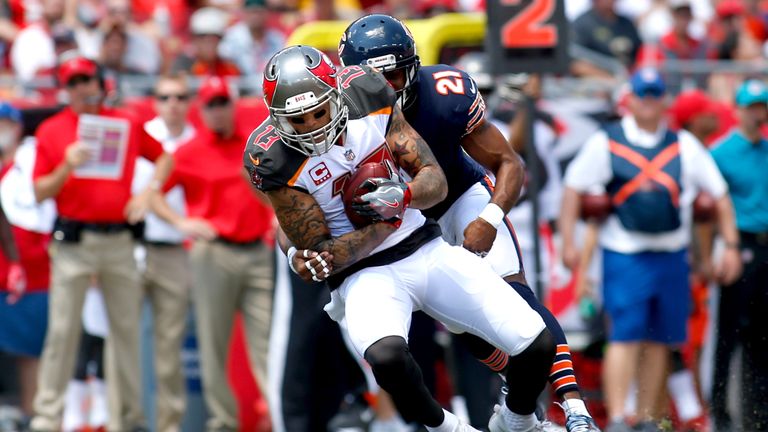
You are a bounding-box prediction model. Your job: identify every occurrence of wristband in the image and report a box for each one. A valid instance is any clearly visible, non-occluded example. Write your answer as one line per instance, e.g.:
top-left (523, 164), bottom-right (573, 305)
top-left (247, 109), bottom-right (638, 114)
top-left (478, 203), bottom-right (505, 229)
top-left (286, 246), bottom-right (299, 274)
top-left (403, 183), bottom-right (412, 208)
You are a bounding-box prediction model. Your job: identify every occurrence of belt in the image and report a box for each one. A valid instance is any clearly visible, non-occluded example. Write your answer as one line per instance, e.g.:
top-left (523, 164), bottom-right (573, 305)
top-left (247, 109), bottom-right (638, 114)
top-left (80, 222), bottom-right (129, 233)
top-left (213, 236), bottom-right (261, 247)
top-left (739, 231), bottom-right (768, 247)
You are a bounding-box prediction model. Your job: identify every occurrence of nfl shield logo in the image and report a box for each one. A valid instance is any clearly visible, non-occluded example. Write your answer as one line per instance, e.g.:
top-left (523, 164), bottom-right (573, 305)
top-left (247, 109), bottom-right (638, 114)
top-left (344, 149), bottom-right (355, 161)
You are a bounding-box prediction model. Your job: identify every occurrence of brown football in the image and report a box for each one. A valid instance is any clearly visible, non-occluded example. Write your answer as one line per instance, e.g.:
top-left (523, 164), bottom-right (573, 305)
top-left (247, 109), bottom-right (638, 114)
top-left (342, 162), bottom-right (391, 228)
top-left (579, 193), bottom-right (612, 222)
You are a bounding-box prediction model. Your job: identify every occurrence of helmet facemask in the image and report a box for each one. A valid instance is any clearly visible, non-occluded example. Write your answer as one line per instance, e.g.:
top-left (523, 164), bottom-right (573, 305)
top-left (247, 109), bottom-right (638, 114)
top-left (270, 87), bottom-right (349, 157)
top-left (396, 59), bottom-right (420, 111)
top-left (365, 53), bottom-right (420, 111)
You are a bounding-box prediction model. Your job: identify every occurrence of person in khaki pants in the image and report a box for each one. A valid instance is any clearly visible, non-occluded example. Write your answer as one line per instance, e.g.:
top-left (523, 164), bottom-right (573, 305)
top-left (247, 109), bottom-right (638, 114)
top-left (151, 76), bottom-right (275, 431)
top-left (30, 53), bottom-right (173, 432)
top-left (132, 73), bottom-right (197, 432)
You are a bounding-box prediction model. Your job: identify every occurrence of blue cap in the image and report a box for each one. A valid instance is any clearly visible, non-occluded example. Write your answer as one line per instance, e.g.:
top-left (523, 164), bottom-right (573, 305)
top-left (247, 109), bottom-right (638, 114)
top-left (0, 102), bottom-right (21, 123)
top-left (630, 68), bottom-right (666, 98)
top-left (735, 79), bottom-right (768, 107)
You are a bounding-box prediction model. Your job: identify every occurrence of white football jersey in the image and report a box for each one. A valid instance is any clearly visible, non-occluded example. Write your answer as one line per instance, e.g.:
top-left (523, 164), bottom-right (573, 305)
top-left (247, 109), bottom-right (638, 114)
top-left (291, 114), bottom-right (425, 255)
top-left (246, 65), bottom-right (427, 256)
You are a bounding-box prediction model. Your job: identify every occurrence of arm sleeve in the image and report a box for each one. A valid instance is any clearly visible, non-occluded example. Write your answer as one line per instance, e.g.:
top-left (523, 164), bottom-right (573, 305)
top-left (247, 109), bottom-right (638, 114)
top-left (462, 90), bottom-right (486, 137)
top-left (138, 125), bottom-right (164, 161)
top-left (32, 127), bottom-right (55, 181)
top-left (563, 130), bottom-right (612, 192)
top-left (431, 68), bottom-right (486, 138)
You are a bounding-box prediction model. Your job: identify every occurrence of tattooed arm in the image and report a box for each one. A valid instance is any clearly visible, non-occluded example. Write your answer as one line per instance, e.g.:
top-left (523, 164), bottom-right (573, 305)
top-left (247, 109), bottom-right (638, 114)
top-left (266, 186), bottom-right (396, 274)
top-left (386, 105), bottom-right (447, 209)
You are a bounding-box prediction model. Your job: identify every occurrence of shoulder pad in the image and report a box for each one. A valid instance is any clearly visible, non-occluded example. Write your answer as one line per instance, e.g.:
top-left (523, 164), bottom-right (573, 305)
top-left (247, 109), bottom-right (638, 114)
top-left (418, 65), bottom-right (486, 136)
top-left (243, 119), bottom-right (308, 192)
top-left (339, 65), bottom-right (397, 120)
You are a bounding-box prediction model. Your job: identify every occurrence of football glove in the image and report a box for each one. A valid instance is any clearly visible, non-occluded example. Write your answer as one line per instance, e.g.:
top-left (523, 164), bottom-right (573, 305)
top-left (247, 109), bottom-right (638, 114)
top-left (351, 160), bottom-right (412, 226)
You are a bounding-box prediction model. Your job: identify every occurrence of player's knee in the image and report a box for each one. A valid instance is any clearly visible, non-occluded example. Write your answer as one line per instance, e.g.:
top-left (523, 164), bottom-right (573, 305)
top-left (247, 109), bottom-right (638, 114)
top-left (504, 329), bottom-right (557, 414)
top-left (364, 336), bottom-right (411, 385)
top-left (511, 328), bottom-right (556, 371)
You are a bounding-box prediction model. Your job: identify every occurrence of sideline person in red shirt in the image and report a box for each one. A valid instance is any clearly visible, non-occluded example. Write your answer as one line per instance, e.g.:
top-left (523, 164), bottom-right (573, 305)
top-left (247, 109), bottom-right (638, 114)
top-left (151, 76), bottom-right (275, 431)
top-left (30, 51), bottom-right (173, 432)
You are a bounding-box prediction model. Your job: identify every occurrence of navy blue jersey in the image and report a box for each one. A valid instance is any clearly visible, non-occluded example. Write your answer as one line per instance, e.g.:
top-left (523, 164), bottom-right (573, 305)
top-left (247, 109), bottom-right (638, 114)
top-left (404, 64), bottom-right (487, 220)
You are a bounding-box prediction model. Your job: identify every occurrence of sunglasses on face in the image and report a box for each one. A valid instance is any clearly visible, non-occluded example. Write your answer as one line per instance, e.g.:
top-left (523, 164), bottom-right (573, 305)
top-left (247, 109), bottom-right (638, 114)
top-left (156, 93), bottom-right (190, 102)
top-left (66, 75), bottom-right (94, 88)
top-left (205, 97), bottom-right (231, 109)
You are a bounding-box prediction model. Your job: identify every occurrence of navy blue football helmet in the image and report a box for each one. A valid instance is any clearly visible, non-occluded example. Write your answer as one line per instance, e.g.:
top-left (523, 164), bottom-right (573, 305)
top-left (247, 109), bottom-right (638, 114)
top-left (339, 14), bottom-right (420, 108)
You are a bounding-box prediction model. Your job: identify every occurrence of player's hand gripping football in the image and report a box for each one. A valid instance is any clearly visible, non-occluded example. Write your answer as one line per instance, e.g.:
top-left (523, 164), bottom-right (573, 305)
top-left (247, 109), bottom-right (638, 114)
top-left (351, 160), bottom-right (412, 227)
top-left (462, 218), bottom-right (497, 257)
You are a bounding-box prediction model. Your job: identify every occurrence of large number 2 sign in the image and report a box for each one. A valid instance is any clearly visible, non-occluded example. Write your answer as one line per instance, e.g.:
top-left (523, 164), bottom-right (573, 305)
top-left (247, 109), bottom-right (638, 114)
top-left (486, 0), bottom-right (568, 74)
top-left (501, 0), bottom-right (557, 48)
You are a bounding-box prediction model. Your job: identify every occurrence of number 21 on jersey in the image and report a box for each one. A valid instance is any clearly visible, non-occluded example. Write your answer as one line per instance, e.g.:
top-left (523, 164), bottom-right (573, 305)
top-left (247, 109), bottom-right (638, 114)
top-left (433, 71), bottom-right (465, 95)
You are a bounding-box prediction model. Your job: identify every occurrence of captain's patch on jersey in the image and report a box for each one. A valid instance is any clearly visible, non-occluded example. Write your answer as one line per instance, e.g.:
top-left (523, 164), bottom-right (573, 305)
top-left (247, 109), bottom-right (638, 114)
top-left (309, 162), bottom-right (332, 186)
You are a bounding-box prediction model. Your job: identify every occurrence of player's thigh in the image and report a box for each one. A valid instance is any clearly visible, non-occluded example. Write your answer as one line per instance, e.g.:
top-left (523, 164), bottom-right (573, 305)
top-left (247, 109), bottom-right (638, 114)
top-left (338, 268), bottom-right (415, 358)
top-left (437, 203), bottom-right (461, 246)
top-left (445, 183), bottom-right (522, 277)
top-left (419, 239), bottom-right (544, 356)
top-left (484, 219), bottom-right (523, 278)
top-left (440, 182), bottom-right (489, 246)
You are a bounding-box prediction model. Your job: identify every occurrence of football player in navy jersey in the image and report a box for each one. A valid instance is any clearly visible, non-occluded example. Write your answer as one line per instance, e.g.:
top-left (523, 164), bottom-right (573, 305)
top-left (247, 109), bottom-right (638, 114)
top-left (246, 45), bottom-right (558, 432)
top-left (329, 14), bottom-right (599, 432)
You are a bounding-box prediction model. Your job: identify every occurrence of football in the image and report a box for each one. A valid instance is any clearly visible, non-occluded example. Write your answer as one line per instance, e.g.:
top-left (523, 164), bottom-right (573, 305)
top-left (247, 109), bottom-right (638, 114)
top-left (342, 162), bottom-right (391, 228)
top-left (579, 192), bottom-right (612, 223)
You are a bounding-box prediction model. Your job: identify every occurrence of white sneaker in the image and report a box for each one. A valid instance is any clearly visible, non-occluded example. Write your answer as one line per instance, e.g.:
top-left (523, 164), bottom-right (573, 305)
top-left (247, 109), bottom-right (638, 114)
top-left (489, 405), bottom-right (566, 432)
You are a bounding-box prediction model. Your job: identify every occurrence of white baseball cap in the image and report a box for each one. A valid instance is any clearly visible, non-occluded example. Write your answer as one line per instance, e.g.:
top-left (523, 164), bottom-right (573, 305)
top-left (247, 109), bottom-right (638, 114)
top-left (190, 7), bottom-right (229, 36)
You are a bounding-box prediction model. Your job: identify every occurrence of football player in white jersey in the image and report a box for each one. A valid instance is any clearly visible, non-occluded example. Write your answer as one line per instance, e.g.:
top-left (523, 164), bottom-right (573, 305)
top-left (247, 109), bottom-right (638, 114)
top-left (244, 45), bottom-right (557, 432)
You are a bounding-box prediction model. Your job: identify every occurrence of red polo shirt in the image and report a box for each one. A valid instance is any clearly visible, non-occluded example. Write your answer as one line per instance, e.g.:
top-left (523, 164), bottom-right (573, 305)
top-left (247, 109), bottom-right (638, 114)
top-left (33, 107), bottom-right (164, 223)
top-left (165, 129), bottom-right (273, 243)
